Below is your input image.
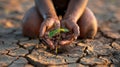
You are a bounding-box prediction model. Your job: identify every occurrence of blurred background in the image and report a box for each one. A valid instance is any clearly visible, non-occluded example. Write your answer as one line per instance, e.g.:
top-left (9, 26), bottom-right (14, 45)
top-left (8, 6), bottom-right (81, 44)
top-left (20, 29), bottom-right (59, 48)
top-left (0, 0), bottom-right (120, 38)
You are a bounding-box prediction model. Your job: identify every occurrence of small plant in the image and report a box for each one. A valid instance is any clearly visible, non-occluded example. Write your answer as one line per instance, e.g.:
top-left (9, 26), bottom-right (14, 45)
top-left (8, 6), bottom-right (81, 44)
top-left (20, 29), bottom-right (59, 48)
top-left (49, 28), bottom-right (69, 54)
top-left (48, 28), bottom-right (69, 38)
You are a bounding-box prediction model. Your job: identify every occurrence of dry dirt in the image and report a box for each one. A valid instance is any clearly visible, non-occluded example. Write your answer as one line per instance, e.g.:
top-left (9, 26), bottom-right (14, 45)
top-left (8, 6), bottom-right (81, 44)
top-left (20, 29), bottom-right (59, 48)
top-left (0, 0), bottom-right (120, 67)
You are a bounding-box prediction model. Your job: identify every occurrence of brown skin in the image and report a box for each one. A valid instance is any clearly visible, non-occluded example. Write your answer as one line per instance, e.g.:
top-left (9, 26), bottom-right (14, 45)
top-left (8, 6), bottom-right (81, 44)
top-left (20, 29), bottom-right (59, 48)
top-left (22, 0), bottom-right (97, 49)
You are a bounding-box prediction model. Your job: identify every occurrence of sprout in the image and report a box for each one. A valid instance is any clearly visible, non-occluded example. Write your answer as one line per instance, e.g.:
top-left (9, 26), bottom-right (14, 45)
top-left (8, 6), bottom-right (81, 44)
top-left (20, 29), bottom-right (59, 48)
top-left (55, 47), bottom-right (58, 54)
top-left (48, 28), bottom-right (69, 54)
top-left (49, 28), bottom-right (69, 38)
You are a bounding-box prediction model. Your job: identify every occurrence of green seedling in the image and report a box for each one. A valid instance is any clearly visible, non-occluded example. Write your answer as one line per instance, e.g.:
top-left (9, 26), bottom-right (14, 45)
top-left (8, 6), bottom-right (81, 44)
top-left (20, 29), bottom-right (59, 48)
top-left (49, 28), bottom-right (69, 54)
top-left (49, 28), bottom-right (69, 38)
top-left (55, 47), bottom-right (58, 54)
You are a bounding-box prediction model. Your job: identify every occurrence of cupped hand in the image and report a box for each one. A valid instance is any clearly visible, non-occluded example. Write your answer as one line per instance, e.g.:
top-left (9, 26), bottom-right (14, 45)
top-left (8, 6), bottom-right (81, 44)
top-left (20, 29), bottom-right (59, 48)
top-left (60, 19), bottom-right (80, 45)
top-left (39, 18), bottom-right (60, 49)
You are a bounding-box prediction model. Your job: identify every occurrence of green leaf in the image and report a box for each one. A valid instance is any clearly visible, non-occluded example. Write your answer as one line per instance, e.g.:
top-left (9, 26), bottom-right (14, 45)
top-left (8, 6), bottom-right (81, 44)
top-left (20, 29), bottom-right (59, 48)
top-left (60, 28), bottom-right (69, 32)
top-left (49, 29), bottom-right (60, 38)
top-left (49, 28), bottom-right (69, 38)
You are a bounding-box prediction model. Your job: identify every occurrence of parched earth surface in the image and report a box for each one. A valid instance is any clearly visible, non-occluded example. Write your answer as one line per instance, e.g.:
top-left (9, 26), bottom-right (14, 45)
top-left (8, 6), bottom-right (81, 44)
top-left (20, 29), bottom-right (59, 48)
top-left (0, 0), bottom-right (120, 67)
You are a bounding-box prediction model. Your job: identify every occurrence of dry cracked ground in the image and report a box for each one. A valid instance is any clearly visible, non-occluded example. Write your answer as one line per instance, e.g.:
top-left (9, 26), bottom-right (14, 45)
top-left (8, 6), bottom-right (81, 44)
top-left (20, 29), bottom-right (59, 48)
top-left (0, 0), bottom-right (120, 67)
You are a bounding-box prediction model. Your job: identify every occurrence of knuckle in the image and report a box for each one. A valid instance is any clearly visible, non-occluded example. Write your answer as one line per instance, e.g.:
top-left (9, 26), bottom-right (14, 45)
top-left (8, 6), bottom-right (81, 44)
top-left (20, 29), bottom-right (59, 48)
top-left (56, 22), bottom-right (60, 26)
top-left (43, 22), bottom-right (48, 26)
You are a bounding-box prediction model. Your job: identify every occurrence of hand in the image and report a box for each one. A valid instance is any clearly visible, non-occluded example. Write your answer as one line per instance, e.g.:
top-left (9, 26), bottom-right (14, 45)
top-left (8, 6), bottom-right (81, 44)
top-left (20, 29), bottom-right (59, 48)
top-left (60, 19), bottom-right (80, 45)
top-left (39, 18), bottom-right (60, 49)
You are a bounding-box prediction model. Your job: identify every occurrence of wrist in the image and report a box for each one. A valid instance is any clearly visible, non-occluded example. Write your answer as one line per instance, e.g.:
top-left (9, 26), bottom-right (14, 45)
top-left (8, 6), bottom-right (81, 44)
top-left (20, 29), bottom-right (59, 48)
top-left (44, 17), bottom-right (60, 25)
top-left (62, 17), bottom-right (77, 23)
top-left (63, 16), bottom-right (77, 23)
top-left (43, 14), bottom-right (58, 20)
top-left (46, 17), bottom-right (59, 22)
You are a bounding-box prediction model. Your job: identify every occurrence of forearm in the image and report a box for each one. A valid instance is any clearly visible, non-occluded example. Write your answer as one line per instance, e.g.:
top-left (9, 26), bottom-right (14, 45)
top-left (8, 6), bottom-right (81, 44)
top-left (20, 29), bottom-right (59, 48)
top-left (35, 0), bottom-right (58, 20)
top-left (63, 0), bottom-right (88, 22)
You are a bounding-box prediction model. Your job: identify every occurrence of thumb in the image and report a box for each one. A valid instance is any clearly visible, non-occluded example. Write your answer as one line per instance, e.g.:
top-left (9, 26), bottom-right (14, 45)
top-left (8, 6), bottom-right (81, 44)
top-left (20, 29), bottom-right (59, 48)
top-left (73, 24), bottom-right (80, 40)
top-left (54, 21), bottom-right (60, 29)
top-left (39, 22), bottom-right (47, 37)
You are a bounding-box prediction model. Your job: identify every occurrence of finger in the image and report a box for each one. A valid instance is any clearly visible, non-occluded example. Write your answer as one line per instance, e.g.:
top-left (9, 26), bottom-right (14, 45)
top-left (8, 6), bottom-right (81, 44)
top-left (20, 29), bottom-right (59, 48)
top-left (73, 24), bottom-right (80, 40)
top-left (46, 39), bottom-right (55, 49)
top-left (54, 21), bottom-right (60, 29)
top-left (61, 23), bottom-right (65, 28)
top-left (61, 20), bottom-right (65, 28)
top-left (59, 40), bottom-right (72, 46)
top-left (59, 35), bottom-right (74, 46)
top-left (39, 22), bottom-right (46, 37)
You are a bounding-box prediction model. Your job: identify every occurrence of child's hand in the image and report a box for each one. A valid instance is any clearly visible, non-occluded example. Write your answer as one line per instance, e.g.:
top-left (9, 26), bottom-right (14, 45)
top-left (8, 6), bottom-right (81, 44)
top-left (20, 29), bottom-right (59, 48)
top-left (39, 18), bottom-right (60, 49)
top-left (39, 18), bottom-right (60, 37)
top-left (61, 18), bottom-right (80, 44)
